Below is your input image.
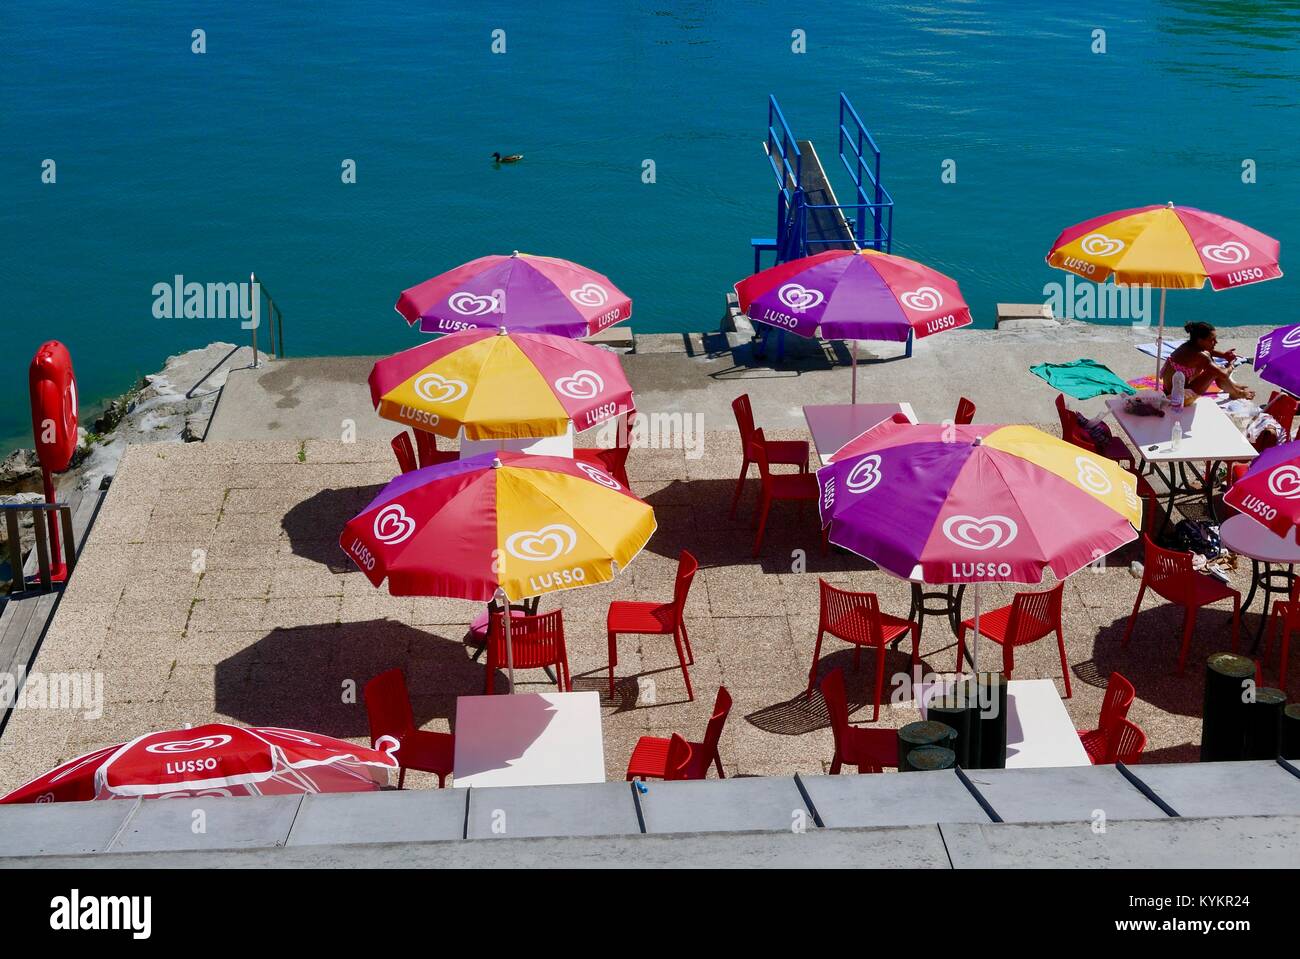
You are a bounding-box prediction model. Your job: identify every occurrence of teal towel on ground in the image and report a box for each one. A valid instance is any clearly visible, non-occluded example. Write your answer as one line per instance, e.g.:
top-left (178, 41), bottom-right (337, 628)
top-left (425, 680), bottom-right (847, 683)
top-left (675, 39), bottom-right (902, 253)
top-left (1029, 359), bottom-right (1137, 399)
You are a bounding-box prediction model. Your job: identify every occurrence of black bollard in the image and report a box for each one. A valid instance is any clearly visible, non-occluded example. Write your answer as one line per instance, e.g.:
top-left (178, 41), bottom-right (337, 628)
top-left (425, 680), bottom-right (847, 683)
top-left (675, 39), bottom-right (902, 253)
top-left (976, 673), bottom-right (1009, 769)
top-left (897, 720), bottom-right (956, 771)
top-left (1282, 704), bottom-right (1300, 761)
top-left (928, 687), bottom-right (974, 768)
top-left (906, 745), bottom-right (956, 772)
top-left (1201, 653), bottom-right (1256, 762)
top-left (1245, 688), bottom-right (1287, 760)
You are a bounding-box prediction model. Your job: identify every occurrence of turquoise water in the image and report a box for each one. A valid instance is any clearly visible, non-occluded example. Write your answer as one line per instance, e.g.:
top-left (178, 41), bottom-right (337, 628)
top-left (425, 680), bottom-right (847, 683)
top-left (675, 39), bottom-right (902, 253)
top-left (3, 0), bottom-right (1298, 452)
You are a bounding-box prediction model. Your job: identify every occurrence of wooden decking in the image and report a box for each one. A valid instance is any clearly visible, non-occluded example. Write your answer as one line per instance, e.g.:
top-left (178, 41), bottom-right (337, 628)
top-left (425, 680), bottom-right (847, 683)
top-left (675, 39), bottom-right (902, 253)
top-left (0, 486), bottom-right (104, 736)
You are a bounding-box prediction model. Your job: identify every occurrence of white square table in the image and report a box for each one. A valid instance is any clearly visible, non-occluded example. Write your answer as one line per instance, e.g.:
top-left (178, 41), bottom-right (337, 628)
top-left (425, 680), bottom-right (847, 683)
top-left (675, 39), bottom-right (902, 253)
top-left (453, 691), bottom-right (605, 788)
top-left (458, 422), bottom-right (575, 460)
top-left (919, 678), bottom-right (1090, 769)
top-left (1104, 394), bottom-right (1257, 532)
top-left (802, 402), bottom-right (917, 465)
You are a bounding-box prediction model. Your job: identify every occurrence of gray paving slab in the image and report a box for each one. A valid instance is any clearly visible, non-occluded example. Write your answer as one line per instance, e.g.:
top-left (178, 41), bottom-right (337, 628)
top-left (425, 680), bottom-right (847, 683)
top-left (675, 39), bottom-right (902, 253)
top-left (1128, 760), bottom-right (1300, 818)
top-left (798, 770), bottom-right (992, 827)
top-left (107, 794), bottom-right (302, 852)
top-left (288, 789), bottom-right (467, 846)
top-left (941, 815), bottom-right (1300, 868)
top-left (961, 764), bottom-right (1170, 823)
top-left (637, 776), bottom-right (812, 834)
top-left (465, 781), bottom-right (641, 839)
top-left (0, 799), bottom-right (139, 857)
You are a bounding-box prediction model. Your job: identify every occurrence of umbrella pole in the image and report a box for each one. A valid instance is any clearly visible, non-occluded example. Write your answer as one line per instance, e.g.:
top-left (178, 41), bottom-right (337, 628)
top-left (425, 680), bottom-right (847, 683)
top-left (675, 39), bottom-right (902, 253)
top-left (851, 340), bottom-right (859, 404)
top-left (971, 582), bottom-right (981, 673)
top-left (495, 587), bottom-right (515, 692)
top-left (1155, 288), bottom-right (1167, 382)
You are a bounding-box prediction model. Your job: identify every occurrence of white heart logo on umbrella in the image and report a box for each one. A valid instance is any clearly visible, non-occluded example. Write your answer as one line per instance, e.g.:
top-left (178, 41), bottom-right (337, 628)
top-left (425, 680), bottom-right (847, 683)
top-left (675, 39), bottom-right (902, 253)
top-left (575, 462), bottom-right (621, 490)
top-left (413, 372), bottom-right (468, 404)
top-left (448, 291), bottom-right (500, 316)
top-left (1281, 328), bottom-right (1300, 349)
top-left (505, 524), bottom-right (578, 562)
top-left (555, 369), bottom-right (604, 399)
top-left (145, 734), bottom-right (233, 755)
top-left (846, 455), bottom-right (883, 494)
top-left (777, 283), bottom-right (824, 312)
top-left (900, 286), bottom-right (944, 312)
top-left (373, 504), bottom-right (417, 545)
top-left (1267, 465), bottom-right (1300, 500)
top-left (1080, 233), bottom-right (1126, 257)
top-left (942, 514), bottom-right (1019, 551)
top-left (1201, 241), bottom-right (1250, 265)
top-left (1075, 456), bottom-right (1113, 495)
top-left (570, 283), bottom-right (609, 308)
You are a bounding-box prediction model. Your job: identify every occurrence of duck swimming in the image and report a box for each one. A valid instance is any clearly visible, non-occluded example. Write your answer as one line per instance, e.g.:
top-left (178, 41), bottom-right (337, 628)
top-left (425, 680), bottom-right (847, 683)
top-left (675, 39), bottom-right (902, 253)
top-left (491, 152), bottom-right (524, 163)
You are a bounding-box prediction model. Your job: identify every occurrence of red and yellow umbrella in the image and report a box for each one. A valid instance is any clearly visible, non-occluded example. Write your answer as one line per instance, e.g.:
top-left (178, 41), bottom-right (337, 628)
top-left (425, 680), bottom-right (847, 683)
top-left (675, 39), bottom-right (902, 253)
top-left (1047, 203), bottom-right (1281, 377)
top-left (370, 327), bottom-right (633, 440)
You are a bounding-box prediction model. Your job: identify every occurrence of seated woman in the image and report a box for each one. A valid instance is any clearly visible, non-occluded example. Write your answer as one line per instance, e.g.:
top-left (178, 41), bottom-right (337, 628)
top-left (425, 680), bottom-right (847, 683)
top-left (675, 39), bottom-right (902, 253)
top-left (1160, 321), bottom-right (1254, 401)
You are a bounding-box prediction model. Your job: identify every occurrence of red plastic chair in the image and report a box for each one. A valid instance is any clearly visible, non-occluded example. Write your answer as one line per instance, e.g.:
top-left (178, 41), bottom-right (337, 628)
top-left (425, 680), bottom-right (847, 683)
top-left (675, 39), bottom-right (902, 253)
top-left (485, 609), bottom-right (571, 694)
top-left (955, 581), bottom-right (1071, 697)
top-left (1264, 579), bottom-right (1300, 688)
top-left (806, 580), bottom-right (919, 721)
top-left (1055, 393), bottom-right (1136, 472)
top-left (626, 686), bottom-right (731, 780)
top-left (821, 668), bottom-right (897, 774)
top-left (1077, 671), bottom-right (1136, 764)
top-left (1105, 717), bottom-right (1148, 764)
top-left (391, 432), bottom-right (418, 474)
top-left (1252, 393), bottom-right (1297, 452)
top-left (363, 669), bottom-right (455, 788)
top-left (1122, 535), bottom-right (1241, 674)
top-left (391, 429), bottom-right (456, 473)
top-left (573, 409), bottom-right (636, 488)
top-left (730, 394), bottom-right (810, 517)
top-left (663, 733), bottom-right (694, 781)
top-left (750, 428), bottom-right (822, 557)
top-left (608, 549), bottom-right (698, 701)
top-left (954, 396), bottom-right (976, 425)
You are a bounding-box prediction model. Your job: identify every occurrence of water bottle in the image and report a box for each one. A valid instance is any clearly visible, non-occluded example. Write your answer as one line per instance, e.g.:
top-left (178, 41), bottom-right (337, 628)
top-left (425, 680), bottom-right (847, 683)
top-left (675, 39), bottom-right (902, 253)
top-left (1171, 420), bottom-right (1183, 451)
top-left (1171, 370), bottom-right (1185, 408)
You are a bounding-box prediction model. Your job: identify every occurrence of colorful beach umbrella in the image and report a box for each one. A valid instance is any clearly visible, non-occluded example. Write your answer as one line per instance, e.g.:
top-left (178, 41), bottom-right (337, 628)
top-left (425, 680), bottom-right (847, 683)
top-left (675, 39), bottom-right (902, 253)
top-left (340, 452), bottom-right (655, 687)
top-left (1047, 203), bottom-right (1281, 378)
top-left (735, 248), bottom-right (972, 401)
top-left (817, 419), bottom-right (1142, 668)
top-left (1253, 322), bottom-right (1300, 398)
top-left (396, 252), bottom-right (631, 338)
top-left (1223, 441), bottom-right (1300, 541)
top-left (0, 725), bottom-right (398, 804)
top-left (370, 327), bottom-right (634, 441)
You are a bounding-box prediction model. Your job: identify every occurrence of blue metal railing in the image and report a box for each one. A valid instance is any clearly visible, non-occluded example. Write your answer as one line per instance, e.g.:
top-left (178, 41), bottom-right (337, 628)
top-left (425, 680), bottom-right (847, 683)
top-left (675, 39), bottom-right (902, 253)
top-left (764, 95), bottom-right (803, 264)
top-left (837, 92), bottom-right (894, 253)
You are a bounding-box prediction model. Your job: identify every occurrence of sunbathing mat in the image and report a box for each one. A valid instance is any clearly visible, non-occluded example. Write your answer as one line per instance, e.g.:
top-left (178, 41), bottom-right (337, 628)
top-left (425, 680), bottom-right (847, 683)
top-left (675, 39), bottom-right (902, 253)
top-left (1127, 373), bottom-right (1221, 394)
top-left (1029, 359), bottom-right (1136, 399)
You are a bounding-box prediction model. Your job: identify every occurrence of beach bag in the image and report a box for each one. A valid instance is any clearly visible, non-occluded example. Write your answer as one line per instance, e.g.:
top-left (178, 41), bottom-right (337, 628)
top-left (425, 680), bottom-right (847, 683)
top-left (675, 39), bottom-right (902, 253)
top-left (1073, 411), bottom-right (1114, 451)
top-left (1174, 519), bottom-right (1222, 561)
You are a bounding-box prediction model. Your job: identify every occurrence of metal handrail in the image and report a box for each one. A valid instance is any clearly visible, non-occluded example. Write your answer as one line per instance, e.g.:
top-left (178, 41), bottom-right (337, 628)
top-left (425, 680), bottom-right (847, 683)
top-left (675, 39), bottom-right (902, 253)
top-left (837, 92), bottom-right (894, 251)
top-left (248, 272), bottom-right (285, 366)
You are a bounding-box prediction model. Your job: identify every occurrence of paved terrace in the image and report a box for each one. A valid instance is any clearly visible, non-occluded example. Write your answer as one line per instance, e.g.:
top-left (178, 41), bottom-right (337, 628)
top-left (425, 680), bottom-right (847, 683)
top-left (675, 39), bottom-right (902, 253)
top-left (0, 319), bottom-right (1275, 790)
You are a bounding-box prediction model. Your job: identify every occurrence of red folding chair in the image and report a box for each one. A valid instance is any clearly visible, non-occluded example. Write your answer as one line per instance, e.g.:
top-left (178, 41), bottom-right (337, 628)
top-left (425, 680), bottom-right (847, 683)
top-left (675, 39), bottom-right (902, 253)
top-left (485, 609), bottom-right (571, 694)
top-left (821, 668), bottom-right (897, 774)
top-left (363, 669), bottom-right (455, 788)
top-left (955, 581), bottom-right (1071, 697)
top-left (954, 396), bottom-right (976, 425)
top-left (608, 549), bottom-right (698, 701)
top-left (573, 409), bottom-right (636, 488)
top-left (1264, 579), bottom-right (1300, 689)
top-left (806, 580), bottom-right (919, 721)
top-left (750, 428), bottom-right (822, 557)
top-left (626, 686), bottom-right (731, 780)
top-left (1077, 671), bottom-right (1136, 764)
top-left (1055, 393), bottom-right (1136, 472)
top-left (1105, 717), bottom-right (1148, 764)
top-left (730, 393), bottom-right (809, 517)
top-left (1122, 535), bottom-right (1241, 674)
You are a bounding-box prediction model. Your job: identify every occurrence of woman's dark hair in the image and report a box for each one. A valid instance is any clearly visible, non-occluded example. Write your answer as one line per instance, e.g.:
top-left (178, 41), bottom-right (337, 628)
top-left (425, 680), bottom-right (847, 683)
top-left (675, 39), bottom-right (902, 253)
top-left (1185, 321), bottom-right (1216, 344)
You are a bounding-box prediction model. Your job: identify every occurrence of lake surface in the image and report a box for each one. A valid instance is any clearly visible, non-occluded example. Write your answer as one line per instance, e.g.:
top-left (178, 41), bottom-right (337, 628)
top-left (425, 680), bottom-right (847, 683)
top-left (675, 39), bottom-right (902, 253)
top-left (2, 0), bottom-right (1297, 451)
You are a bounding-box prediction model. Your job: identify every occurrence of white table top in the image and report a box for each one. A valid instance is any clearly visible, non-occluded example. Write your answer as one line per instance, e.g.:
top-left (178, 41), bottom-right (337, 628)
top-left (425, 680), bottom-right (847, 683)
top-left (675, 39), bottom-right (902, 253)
top-left (919, 678), bottom-right (1090, 769)
top-left (1104, 395), bottom-right (1257, 465)
top-left (453, 691), bottom-right (605, 788)
top-left (458, 422), bottom-right (575, 460)
top-left (1221, 513), bottom-right (1300, 564)
top-left (803, 402), bottom-right (918, 465)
